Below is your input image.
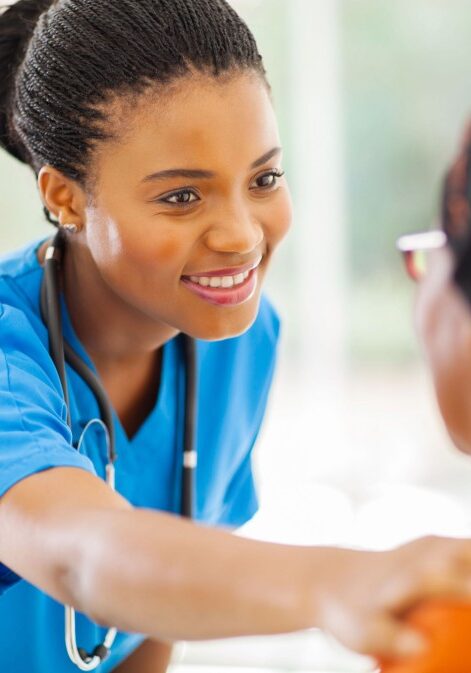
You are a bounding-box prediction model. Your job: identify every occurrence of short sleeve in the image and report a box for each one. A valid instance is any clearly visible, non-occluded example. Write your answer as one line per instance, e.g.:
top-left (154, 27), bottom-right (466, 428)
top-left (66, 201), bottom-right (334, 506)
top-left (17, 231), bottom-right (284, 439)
top-left (0, 303), bottom-right (96, 595)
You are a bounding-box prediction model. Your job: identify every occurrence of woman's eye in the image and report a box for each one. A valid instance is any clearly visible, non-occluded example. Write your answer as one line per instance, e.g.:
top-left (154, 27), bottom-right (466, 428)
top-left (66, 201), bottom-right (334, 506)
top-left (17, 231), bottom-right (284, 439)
top-left (159, 189), bottom-right (199, 206)
top-left (154, 170), bottom-right (285, 207)
top-left (253, 169), bottom-right (285, 190)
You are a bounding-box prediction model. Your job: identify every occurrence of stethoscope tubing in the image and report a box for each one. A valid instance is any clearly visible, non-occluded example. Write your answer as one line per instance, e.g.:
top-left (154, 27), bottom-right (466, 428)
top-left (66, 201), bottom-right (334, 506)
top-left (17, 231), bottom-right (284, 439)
top-left (39, 230), bottom-right (197, 669)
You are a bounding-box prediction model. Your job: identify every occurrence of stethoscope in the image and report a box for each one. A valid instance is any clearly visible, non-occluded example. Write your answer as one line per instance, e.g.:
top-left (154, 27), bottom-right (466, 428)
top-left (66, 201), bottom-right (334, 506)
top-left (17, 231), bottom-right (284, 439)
top-left (39, 229), bottom-right (197, 670)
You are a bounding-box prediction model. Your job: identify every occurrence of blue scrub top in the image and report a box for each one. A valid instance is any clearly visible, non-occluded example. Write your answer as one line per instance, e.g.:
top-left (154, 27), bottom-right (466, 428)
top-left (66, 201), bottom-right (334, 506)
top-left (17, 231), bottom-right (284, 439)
top-left (0, 235), bottom-right (281, 672)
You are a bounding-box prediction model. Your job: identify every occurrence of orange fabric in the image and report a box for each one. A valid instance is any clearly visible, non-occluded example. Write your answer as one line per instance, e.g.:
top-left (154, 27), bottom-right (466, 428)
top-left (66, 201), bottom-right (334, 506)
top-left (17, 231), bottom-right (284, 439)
top-left (378, 600), bottom-right (471, 673)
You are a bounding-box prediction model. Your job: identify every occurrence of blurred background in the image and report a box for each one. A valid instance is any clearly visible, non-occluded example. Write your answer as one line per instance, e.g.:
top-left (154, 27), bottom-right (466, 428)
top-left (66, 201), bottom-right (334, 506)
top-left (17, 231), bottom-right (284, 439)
top-left (3, 0), bottom-right (471, 671)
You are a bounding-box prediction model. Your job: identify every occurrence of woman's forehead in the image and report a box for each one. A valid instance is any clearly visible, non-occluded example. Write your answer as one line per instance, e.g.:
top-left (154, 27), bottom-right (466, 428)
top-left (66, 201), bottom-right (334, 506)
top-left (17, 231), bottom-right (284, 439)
top-left (98, 71), bottom-right (277, 172)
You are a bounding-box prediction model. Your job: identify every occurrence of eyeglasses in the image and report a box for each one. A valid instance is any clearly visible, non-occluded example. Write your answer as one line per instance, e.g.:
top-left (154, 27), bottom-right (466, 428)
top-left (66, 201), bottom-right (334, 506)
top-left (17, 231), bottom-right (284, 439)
top-left (396, 230), bottom-right (447, 281)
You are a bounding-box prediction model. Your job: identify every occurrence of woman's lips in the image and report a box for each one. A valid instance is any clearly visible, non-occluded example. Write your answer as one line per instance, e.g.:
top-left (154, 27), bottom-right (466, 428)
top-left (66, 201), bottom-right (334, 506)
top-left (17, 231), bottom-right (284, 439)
top-left (181, 267), bottom-right (258, 306)
top-left (183, 256), bottom-right (263, 278)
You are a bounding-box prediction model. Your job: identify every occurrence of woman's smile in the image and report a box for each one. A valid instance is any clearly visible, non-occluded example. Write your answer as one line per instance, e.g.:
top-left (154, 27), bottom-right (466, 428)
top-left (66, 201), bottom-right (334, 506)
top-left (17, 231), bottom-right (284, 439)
top-left (181, 264), bottom-right (260, 306)
top-left (180, 255), bottom-right (263, 305)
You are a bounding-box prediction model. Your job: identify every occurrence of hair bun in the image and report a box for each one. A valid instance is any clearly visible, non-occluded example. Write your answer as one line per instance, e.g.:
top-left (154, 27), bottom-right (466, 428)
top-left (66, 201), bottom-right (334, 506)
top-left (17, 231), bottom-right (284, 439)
top-left (0, 0), bottom-right (55, 162)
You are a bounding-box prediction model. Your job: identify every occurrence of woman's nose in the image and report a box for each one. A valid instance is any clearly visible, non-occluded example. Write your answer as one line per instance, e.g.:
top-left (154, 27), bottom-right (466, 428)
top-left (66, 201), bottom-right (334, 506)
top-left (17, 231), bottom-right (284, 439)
top-left (204, 205), bottom-right (264, 254)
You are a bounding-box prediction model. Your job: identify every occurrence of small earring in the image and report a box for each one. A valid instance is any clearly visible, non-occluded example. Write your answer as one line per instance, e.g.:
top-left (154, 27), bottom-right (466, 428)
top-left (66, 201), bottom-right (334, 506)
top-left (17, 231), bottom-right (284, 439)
top-left (60, 223), bottom-right (80, 234)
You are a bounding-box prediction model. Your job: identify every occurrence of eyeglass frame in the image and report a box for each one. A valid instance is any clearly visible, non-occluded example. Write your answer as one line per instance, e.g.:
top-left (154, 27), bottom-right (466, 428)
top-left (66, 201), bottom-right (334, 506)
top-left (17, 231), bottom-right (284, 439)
top-left (396, 230), bottom-right (448, 281)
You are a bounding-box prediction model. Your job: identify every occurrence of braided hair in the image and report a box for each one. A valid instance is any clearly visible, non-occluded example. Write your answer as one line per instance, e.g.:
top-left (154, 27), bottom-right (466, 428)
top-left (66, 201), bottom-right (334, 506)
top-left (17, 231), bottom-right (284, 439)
top-left (441, 121), bottom-right (471, 302)
top-left (0, 0), bottom-right (268, 224)
top-left (441, 121), bottom-right (471, 253)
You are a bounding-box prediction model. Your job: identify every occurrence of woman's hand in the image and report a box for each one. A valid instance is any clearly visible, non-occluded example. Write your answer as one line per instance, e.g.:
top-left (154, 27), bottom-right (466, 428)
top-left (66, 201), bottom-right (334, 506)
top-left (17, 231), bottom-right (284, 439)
top-left (313, 535), bottom-right (471, 661)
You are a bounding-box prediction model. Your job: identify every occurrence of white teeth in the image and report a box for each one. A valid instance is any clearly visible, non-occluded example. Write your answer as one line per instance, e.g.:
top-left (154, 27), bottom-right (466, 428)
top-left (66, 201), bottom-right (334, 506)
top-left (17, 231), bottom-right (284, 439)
top-left (187, 268), bottom-right (253, 288)
top-left (221, 276), bottom-right (234, 288)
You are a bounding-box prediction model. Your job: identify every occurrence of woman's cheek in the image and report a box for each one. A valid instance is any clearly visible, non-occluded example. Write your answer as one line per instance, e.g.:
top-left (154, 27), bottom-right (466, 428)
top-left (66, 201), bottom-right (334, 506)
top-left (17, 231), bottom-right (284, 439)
top-left (116, 217), bottom-right (187, 272)
top-left (84, 210), bottom-right (183, 299)
top-left (266, 187), bottom-right (293, 248)
top-left (84, 208), bottom-right (127, 267)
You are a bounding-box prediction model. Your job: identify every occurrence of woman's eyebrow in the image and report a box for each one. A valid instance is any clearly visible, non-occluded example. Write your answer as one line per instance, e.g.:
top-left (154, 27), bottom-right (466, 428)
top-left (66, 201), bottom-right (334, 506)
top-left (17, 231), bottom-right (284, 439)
top-left (140, 146), bottom-right (282, 183)
top-left (250, 146), bottom-right (282, 169)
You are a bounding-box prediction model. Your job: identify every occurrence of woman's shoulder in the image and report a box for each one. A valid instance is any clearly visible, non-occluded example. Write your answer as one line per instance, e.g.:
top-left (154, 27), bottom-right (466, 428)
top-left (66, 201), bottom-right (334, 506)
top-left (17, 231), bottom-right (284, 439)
top-left (0, 237), bottom-right (50, 363)
top-left (0, 235), bottom-right (46, 280)
top-left (0, 235), bottom-right (47, 319)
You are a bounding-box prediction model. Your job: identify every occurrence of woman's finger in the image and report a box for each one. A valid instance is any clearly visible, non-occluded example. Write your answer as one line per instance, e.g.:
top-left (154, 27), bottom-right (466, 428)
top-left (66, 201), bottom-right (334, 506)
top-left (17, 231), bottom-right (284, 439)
top-left (340, 613), bottom-right (427, 660)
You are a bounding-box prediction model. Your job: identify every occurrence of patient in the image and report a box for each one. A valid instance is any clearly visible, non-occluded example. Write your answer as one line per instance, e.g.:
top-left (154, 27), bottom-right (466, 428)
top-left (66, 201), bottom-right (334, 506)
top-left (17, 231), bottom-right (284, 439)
top-left (409, 121), bottom-right (471, 455)
top-left (386, 122), bottom-right (471, 673)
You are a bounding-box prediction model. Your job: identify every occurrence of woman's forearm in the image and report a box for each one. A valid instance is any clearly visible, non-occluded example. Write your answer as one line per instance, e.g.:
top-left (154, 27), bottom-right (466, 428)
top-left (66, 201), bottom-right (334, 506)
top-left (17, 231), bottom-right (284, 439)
top-left (73, 507), bottom-right (328, 641)
top-left (112, 638), bottom-right (173, 673)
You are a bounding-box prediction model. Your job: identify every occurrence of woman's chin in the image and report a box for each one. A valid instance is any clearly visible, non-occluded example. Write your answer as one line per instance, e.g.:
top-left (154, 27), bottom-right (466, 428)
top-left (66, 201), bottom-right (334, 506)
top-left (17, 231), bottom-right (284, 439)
top-left (184, 301), bottom-right (261, 341)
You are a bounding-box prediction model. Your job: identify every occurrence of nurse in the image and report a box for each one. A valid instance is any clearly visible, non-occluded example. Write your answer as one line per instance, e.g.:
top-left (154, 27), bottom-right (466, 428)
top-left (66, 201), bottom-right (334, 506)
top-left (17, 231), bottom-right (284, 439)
top-left (2, 1), bottom-right (471, 672)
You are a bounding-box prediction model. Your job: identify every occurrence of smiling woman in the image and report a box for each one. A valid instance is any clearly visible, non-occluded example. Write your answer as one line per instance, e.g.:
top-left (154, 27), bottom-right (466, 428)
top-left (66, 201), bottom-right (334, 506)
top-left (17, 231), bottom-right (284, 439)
top-left (46, 70), bottom-right (291, 350)
top-left (0, 1), bottom-right (296, 670)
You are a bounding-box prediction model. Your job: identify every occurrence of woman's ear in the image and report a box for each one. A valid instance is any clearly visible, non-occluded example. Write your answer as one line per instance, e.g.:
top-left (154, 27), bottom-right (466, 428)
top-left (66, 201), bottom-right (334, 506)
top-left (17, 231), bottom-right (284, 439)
top-left (37, 165), bottom-right (86, 229)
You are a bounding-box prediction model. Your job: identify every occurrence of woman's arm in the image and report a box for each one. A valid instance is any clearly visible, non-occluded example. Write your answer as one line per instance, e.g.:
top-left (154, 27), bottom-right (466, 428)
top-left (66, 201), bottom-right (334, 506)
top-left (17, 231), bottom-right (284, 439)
top-left (112, 638), bottom-right (173, 673)
top-left (0, 466), bottom-right (318, 639)
top-left (3, 467), bottom-right (471, 661)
